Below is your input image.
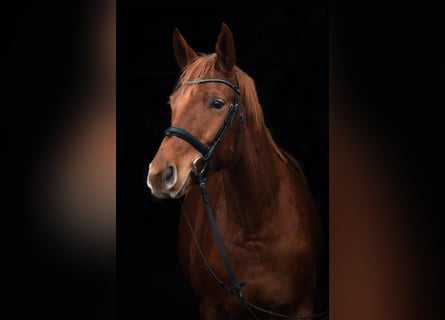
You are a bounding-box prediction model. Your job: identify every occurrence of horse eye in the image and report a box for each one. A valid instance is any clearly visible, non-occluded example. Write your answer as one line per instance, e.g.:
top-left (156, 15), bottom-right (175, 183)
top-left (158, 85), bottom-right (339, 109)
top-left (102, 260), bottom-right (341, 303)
top-left (209, 99), bottom-right (225, 109)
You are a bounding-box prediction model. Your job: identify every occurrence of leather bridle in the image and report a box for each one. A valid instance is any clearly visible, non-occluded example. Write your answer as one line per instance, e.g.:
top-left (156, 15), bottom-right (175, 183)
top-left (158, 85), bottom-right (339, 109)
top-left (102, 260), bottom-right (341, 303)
top-left (164, 78), bottom-right (244, 177)
top-left (164, 78), bottom-right (328, 319)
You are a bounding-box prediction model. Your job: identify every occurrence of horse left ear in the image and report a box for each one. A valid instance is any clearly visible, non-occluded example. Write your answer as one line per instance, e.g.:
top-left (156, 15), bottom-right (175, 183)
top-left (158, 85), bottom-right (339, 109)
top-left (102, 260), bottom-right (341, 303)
top-left (215, 23), bottom-right (237, 73)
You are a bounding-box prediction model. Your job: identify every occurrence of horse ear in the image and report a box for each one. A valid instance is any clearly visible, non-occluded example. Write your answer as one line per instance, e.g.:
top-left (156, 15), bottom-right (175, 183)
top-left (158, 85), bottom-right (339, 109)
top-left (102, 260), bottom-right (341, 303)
top-left (172, 28), bottom-right (198, 70)
top-left (215, 23), bottom-right (237, 73)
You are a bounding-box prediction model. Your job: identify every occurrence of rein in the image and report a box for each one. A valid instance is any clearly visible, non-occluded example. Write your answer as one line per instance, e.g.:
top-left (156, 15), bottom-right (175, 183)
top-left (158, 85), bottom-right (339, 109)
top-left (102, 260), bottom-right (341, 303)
top-left (178, 178), bottom-right (328, 320)
top-left (167, 78), bottom-right (328, 320)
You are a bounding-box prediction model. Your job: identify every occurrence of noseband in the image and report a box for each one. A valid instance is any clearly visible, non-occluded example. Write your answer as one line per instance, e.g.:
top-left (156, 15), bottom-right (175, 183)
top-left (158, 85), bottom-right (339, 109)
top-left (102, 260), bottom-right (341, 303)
top-left (163, 78), bottom-right (244, 177)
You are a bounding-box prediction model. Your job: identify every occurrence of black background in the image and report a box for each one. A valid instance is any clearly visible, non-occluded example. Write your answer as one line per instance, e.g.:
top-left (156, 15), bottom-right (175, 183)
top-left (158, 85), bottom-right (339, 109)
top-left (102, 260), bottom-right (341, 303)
top-left (118, 5), bottom-right (328, 319)
top-left (3, 1), bottom-right (445, 319)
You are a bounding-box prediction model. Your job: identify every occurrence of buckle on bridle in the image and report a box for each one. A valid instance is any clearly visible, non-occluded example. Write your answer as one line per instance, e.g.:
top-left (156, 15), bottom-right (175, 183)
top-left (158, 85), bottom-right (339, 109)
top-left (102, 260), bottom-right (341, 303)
top-left (192, 156), bottom-right (208, 177)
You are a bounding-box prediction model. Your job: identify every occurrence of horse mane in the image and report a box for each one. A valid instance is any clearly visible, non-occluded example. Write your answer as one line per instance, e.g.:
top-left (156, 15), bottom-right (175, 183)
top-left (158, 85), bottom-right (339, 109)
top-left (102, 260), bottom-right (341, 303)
top-left (176, 53), bottom-right (307, 183)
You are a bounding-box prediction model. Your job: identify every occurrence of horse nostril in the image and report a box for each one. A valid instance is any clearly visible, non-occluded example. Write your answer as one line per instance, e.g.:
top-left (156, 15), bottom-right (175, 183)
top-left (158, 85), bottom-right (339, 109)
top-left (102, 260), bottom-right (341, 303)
top-left (163, 164), bottom-right (176, 189)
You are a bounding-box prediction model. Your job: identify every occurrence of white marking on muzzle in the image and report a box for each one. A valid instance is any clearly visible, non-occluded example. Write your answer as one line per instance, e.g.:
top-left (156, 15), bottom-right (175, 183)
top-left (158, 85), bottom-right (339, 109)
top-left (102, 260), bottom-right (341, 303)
top-left (147, 162), bottom-right (153, 192)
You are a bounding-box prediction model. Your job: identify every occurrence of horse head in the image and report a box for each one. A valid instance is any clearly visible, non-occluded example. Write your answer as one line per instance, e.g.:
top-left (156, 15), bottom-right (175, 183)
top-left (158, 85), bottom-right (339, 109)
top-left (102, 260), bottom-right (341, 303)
top-left (147, 23), bottom-right (243, 199)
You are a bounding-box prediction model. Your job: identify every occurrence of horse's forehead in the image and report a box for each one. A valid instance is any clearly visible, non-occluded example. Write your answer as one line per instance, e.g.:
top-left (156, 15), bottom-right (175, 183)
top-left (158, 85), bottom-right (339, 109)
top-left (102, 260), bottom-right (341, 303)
top-left (170, 86), bottom-right (198, 107)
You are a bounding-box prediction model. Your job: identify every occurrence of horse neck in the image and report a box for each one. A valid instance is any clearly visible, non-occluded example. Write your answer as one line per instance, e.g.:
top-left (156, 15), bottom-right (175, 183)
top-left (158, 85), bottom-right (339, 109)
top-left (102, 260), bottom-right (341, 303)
top-left (221, 124), bottom-right (283, 230)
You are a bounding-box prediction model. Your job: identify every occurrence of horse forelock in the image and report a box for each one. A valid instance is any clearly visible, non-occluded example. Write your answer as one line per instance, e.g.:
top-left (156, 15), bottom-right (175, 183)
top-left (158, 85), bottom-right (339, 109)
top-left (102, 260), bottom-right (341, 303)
top-left (175, 53), bottom-right (217, 93)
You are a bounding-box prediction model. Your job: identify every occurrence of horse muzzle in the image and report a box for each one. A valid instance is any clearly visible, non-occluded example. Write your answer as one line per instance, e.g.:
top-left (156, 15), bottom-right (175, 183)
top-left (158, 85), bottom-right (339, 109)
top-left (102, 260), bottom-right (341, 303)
top-left (147, 162), bottom-right (178, 197)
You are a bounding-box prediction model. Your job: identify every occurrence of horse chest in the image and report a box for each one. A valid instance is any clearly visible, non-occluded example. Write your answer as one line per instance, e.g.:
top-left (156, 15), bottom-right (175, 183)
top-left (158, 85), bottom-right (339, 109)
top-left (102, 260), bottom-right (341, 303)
top-left (180, 211), bottom-right (293, 299)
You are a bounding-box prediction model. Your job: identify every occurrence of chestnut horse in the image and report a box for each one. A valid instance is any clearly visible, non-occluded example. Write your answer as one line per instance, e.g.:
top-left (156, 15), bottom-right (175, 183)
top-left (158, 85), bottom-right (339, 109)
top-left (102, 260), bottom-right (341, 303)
top-left (147, 23), bottom-right (325, 320)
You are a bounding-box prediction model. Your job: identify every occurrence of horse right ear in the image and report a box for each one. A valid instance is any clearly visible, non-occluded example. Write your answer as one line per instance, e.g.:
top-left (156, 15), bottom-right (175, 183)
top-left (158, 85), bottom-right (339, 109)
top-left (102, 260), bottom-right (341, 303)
top-left (172, 28), bottom-right (198, 70)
